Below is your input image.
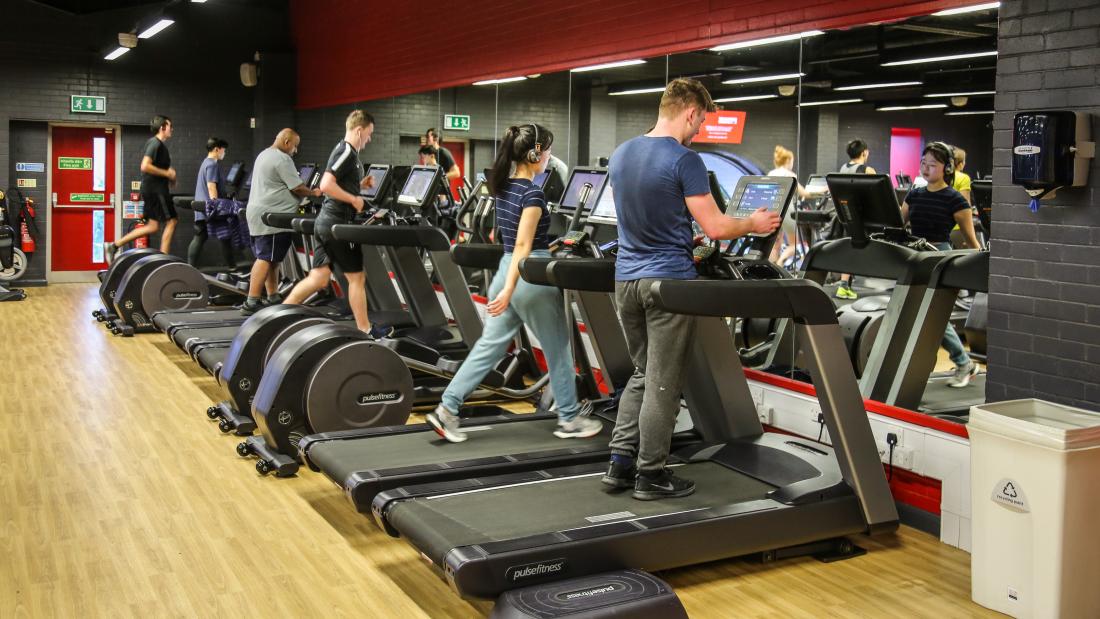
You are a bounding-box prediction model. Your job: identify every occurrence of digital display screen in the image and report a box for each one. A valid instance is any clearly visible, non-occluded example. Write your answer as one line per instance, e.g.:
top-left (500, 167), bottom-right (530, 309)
top-left (729, 183), bottom-right (783, 219)
top-left (362, 165), bottom-right (388, 198)
top-left (589, 182), bottom-right (617, 224)
top-left (560, 170), bottom-right (608, 210)
top-left (475, 171), bottom-right (486, 184)
top-left (399, 168), bottom-right (437, 205)
top-left (298, 164), bottom-right (316, 184)
top-left (226, 162), bottom-right (243, 185)
top-left (805, 175), bottom-right (828, 194)
top-left (532, 171), bottom-right (549, 188)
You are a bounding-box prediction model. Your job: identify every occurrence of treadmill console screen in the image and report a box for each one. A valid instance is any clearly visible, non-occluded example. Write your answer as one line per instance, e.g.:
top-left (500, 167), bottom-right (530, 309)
top-left (398, 166), bottom-right (440, 207)
top-left (362, 164), bottom-right (389, 198)
top-left (805, 175), bottom-right (828, 194)
top-left (225, 161), bottom-right (245, 186)
top-left (725, 176), bottom-right (796, 237)
top-left (532, 171), bottom-right (548, 188)
top-left (559, 169), bottom-right (608, 211)
top-left (588, 182), bottom-right (617, 225)
top-left (298, 164), bottom-right (317, 185)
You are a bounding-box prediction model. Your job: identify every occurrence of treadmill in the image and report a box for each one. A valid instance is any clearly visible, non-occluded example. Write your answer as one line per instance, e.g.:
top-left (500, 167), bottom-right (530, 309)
top-left (372, 245), bottom-right (897, 599)
top-left (299, 168), bottom-right (649, 511)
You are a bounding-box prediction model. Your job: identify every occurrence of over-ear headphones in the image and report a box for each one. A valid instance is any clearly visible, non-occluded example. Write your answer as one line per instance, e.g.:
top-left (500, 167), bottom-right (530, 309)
top-left (525, 123), bottom-right (542, 164)
top-left (929, 141), bottom-right (955, 176)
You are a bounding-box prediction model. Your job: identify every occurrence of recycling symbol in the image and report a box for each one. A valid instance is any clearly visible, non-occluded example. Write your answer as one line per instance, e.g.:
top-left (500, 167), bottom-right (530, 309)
top-left (991, 478), bottom-right (1029, 513)
top-left (1002, 482), bottom-right (1018, 498)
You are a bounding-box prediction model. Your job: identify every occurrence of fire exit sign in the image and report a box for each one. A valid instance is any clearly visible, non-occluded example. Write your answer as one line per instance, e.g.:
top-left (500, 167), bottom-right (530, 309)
top-left (443, 114), bottom-right (470, 131)
top-left (71, 95), bottom-right (106, 114)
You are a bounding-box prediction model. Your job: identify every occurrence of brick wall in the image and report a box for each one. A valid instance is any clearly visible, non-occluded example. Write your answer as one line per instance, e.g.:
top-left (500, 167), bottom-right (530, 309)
top-left (988, 0), bottom-right (1100, 409)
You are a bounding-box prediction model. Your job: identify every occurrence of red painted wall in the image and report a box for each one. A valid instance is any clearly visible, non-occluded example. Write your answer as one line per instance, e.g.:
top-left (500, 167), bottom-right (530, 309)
top-left (292, 0), bottom-right (977, 109)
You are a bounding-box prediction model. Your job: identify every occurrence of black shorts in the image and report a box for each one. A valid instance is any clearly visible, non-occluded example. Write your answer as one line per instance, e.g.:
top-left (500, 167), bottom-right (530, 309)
top-left (312, 238), bottom-right (363, 273)
top-left (251, 232), bottom-right (293, 263)
top-left (142, 190), bottom-right (176, 222)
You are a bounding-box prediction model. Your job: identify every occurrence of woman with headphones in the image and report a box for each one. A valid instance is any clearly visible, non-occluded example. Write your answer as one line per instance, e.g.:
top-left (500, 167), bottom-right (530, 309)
top-left (426, 124), bottom-right (603, 443)
top-left (900, 141), bottom-right (983, 388)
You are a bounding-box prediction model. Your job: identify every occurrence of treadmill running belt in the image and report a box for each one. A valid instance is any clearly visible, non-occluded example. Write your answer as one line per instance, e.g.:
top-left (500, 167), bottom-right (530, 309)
top-left (310, 418), bottom-right (610, 484)
top-left (196, 346), bottom-right (228, 375)
top-left (390, 462), bottom-right (774, 564)
top-left (172, 325), bottom-right (241, 350)
top-left (152, 308), bottom-right (243, 331)
top-left (920, 372), bottom-right (986, 417)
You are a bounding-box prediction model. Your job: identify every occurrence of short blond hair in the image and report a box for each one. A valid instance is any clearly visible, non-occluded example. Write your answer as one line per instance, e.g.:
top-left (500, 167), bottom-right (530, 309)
top-left (953, 147), bottom-right (966, 167)
top-left (345, 109), bottom-right (374, 131)
top-left (773, 145), bottom-right (794, 168)
top-left (659, 78), bottom-right (716, 119)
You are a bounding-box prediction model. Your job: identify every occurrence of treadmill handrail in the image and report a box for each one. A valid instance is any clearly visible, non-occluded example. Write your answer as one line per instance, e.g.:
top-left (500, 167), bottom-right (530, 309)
top-left (332, 224), bottom-right (451, 252)
top-left (650, 279), bottom-right (837, 325)
top-left (263, 211), bottom-right (315, 229)
top-left (450, 243), bottom-right (504, 269)
top-left (931, 250), bottom-right (989, 293)
top-left (802, 237), bottom-right (919, 281)
top-left (546, 258), bottom-right (616, 294)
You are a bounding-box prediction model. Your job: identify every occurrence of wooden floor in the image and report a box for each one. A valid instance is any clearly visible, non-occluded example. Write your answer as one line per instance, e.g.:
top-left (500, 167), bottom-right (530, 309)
top-left (0, 284), bottom-right (999, 618)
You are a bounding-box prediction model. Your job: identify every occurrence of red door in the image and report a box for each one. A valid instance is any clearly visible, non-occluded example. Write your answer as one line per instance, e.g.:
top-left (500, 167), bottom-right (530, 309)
top-left (889, 127), bottom-right (922, 188)
top-left (51, 126), bottom-right (116, 272)
top-left (442, 140), bottom-right (466, 200)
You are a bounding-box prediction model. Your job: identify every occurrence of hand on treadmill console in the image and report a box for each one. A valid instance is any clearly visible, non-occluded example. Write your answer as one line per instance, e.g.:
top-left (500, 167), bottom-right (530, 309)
top-left (748, 207), bottom-right (781, 235)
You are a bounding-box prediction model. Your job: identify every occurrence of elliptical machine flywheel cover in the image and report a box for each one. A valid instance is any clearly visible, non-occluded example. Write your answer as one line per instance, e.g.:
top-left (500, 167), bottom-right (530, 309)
top-left (264, 316), bottom-right (334, 367)
top-left (140, 262), bottom-right (209, 314)
top-left (305, 340), bottom-right (413, 432)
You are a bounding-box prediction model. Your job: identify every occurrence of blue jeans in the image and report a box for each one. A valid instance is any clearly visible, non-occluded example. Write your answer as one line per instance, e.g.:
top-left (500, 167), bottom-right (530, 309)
top-left (441, 250), bottom-right (580, 421)
top-left (934, 242), bottom-right (971, 367)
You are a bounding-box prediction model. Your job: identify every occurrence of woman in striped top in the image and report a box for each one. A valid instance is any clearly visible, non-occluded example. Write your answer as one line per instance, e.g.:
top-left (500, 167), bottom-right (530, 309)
top-left (426, 124), bottom-right (603, 443)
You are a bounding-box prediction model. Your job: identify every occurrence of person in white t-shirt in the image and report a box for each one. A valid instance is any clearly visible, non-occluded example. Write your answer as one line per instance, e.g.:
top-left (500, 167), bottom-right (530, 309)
top-left (766, 145), bottom-right (819, 267)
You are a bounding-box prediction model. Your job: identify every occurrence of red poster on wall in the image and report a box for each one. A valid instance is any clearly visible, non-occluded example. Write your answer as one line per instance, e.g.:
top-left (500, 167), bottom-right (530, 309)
top-left (694, 111), bottom-right (747, 144)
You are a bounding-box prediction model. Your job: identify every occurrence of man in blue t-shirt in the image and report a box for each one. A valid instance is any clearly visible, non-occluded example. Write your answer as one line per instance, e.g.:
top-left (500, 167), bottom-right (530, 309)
top-left (187, 137), bottom-right (235, 268)
top-left (602, 78), bottom-right (780, 501)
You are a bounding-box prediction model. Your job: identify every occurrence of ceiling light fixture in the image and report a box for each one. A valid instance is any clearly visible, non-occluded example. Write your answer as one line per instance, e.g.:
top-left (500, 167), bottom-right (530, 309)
top-left (722, 72), bottom-right (804, 85)
top-left (608, 86), bottom-right (667, 96)
top-left (882, 50), bottom-right (998, 67)
top-left (714, 94), bottom-right (779, 102)
top-left (834, 80), bottom-right (922, 91)
top-left (798, 98), bottom-right (862, 107)
top-left (104, 47), bottom-right (130, 60)
top-left (933, 2), bottom-right (1000, 16)
top-left (472, 76), bottom-right (527, 85)
top-left (710, 30), bottom-right (824, 52)
top-left (923, 90), bottom-right (996, 97)
top-left (877, 103), bottom-right (949, 111)
top-left (138, 18), bottom-right (175, 39)
top-left (571, 59), bottom-right (646, 72)
top-left (945, 110), bottom-right (995, 116)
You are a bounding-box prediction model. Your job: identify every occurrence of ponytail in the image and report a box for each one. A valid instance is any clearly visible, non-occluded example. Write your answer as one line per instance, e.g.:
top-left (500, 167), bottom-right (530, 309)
top-left (487, 123), bottom-right (554, 197)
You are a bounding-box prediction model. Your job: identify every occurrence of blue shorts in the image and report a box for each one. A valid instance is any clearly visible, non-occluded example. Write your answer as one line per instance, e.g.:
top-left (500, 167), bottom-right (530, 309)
top-left (250, 232), bottom-right (293, 263)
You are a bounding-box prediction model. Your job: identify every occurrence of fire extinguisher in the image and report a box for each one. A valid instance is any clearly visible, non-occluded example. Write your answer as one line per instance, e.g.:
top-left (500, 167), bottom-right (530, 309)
top-left (132, 221), bottom-right (148, 249)
top-left (19, 197), bottom-right (36, 254)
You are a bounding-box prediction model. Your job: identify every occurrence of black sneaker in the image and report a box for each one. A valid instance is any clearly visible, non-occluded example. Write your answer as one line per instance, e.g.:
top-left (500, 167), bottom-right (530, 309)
top-left (240, 298), bottom-right (263, 316)
top-left (632, 468), bottom-right (695, 501)
top-left (261, 292), bottom-right (285, 306)
top-left (600, 458), bottom-right (637, 489)
top-left (368, 324), bottom-right (395, 340)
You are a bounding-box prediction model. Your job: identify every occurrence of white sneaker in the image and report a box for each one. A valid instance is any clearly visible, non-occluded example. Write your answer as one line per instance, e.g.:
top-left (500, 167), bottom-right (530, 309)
top-left (426, 405), bottom-right (467, 443)
top-left (103, 242), bottom-right (118, 265)
top-left (554, 415), bottom-right (603, 439)
top-left (947, 361), bottom-right (979, 388)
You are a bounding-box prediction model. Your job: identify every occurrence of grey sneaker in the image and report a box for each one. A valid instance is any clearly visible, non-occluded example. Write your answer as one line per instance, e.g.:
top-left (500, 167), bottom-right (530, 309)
top-left (947, 361), bottom-right (979, 388)
top-left (103, 242), bottom-right (118, 265)
top-left (554, 415), bottom-right (603, 439)
top-left (426, 405), bottom-right (467, 443)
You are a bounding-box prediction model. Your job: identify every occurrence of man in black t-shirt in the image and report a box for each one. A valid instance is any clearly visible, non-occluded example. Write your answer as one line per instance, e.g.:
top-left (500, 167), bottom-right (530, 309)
top-left (424, 128), bottom-right (460, 181)
top-left (103, 115), bottom-right (177, 263)
top-left (284, 110), bottom-right (391, 338)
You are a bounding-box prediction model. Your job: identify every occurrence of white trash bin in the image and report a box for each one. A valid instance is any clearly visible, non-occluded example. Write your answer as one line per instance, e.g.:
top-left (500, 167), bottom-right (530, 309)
top-left (969, 399), bottom-right (1100, 619)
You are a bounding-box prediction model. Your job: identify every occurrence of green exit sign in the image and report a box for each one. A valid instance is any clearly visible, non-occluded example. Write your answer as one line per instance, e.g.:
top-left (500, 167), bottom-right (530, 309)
top-left (71, 95), bottom-right (106, 114)
top-left (444, 114), bottom-right (470, 131)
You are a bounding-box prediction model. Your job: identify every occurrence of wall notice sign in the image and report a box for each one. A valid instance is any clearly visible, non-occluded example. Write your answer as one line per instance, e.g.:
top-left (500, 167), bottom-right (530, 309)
top-left (444, 114), bottom-right (471, 131)
top-left (58, 157), bottom-right (92, 170)
top-left (16, 162), bottom-right (45, 173)
top-left (123, 200), bottom-right (144, 219)
top-left (71, 95), bottom-right (106, 114)
top-left (131, 181), bottom-right (141, 191)
top-left (70, 193), bottom-right (105, 202)
top-left (693, 111), bottom-right (748, 144)
top-left (17, 178), bottom-right (37, 188)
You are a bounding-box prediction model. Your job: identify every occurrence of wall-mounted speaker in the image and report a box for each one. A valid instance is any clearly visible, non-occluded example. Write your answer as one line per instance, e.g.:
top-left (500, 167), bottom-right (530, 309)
top-left (240, 63), bottom-right (258, 87)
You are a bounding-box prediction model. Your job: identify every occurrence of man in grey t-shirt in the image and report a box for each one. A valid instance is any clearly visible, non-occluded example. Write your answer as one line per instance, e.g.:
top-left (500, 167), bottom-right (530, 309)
top-left (241, 128), bottom-right (320, 315)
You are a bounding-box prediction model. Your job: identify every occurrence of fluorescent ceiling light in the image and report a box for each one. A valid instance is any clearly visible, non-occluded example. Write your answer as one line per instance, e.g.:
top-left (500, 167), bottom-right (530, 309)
top-left (798, 98), bottom-right (862, 107)
top-left (933, 2), bottom-right (1000, 16)
top-left (945, 110), bottom-right (995, 115)
top-left (835, 80), bottom-right (922, 91)
top-left (722, 72), bottom-right (803, 85)
top-left (877, 103), bottom-right (949, 111)
top-left (710, 30), bottom-right (824, 52)
top-left (924, 90), bottom-right (996, 97)
top-left (882, 50), bottom-right (998, 67)
top-left (571, 59), bottom-right (645, 72)
top-left (104, 47), bottom-right (130, 60)
top-left (191, 0), bottom-right (208, 3)
top-left (608, 86), bottom-right (667, 96)
top-left (714, 94), bottom-right (779, 102)
top-left (138, 18), bottom-right (174, 39)
top-left (473, 76), bottom-right (527, 85)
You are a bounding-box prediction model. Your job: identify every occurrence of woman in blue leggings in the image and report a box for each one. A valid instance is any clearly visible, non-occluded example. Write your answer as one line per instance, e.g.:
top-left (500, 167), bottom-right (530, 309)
top-left (426, 124), bottom-right (603, 443)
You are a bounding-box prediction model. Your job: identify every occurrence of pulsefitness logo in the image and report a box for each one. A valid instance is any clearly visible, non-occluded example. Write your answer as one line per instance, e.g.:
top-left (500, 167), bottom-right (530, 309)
top-left (357, 391), bottom-right (402, 405)
top-left (563, 584), bottom-right (618, 600)
top-left (172, 291), bottom-right (202, 299)
top-left (507, 559), bottom-right (566, 582)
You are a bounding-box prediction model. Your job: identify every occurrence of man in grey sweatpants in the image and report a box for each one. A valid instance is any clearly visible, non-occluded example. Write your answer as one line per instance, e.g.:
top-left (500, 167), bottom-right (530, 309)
top-left (601, 78), bottom-right (779, 500)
